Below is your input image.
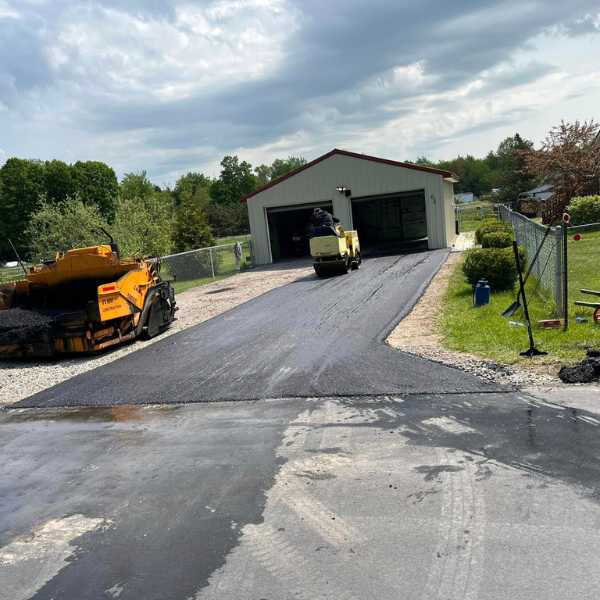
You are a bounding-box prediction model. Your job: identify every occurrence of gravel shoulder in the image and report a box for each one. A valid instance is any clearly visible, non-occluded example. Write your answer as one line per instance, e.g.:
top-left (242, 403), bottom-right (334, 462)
top-left (387, 251), bottom-right (561, 387)
top-left (0, 260), bottom-right (313, 406)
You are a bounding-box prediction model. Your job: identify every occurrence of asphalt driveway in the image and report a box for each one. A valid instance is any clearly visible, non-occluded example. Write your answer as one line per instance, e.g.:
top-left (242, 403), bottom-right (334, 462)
top-left (16, 251), bottom-right (496, 409)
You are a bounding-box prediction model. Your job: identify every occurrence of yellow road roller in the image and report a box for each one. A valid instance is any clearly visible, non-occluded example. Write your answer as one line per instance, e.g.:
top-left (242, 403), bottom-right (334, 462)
top-left (310, 226), bottom-right (361, 277)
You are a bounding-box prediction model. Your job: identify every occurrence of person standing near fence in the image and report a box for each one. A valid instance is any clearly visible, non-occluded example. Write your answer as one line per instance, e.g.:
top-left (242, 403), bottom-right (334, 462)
top-left (233, 241), bottom-right (243, 270)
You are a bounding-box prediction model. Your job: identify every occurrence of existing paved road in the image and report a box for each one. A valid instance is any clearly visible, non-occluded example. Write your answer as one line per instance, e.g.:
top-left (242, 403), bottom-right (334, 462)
top-left (3, 394), bottom-right (600, 600)
top-left (16, 251), bottom-right (496, 409)
top-left (2, 252), bottom-right (600, 600)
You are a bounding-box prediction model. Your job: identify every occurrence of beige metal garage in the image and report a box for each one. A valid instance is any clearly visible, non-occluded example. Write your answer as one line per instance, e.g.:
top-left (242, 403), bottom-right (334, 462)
top-left (242, 149), bottom-right (458, 265)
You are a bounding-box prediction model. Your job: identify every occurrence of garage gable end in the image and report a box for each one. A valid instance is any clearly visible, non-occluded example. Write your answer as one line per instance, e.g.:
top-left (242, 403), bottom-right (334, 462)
top-left (245, 149), bottom-right (457, 265)
top-left (242, 149), bottom-right (455, 203)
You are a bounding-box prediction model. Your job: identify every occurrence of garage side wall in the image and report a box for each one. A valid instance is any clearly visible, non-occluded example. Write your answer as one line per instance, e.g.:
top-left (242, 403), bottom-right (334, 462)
top-left (246, 154), bottom-right (448, 264)
top-left (443, 180), bottom-right (457, 247)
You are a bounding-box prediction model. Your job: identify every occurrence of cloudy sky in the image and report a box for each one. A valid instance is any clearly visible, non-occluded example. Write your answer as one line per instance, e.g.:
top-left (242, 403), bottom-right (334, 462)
top-left (1, 1), bottom-right (599, 184)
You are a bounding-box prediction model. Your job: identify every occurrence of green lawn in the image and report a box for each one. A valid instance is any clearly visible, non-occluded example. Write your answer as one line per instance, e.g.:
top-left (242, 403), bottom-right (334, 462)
top-left (215, 234), bottom-right (251, 245)
top-left (569, 229), bottom-right (600, 316)
top-left (456, 205), bottom-right (498, 232)
top-left (440, 250), bottom-right (600, 365)
top-left (165, 239), bottom-right (253, 294)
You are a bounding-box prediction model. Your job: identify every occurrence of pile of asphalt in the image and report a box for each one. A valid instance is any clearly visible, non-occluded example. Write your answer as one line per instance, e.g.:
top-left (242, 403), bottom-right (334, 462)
top-left (0, 308), bottom-right (55, 344)
top-left (559, 350), bottom-right (600, 384)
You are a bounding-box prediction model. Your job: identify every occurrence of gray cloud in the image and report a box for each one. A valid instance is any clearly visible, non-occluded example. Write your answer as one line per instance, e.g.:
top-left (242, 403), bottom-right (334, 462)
top-left (0, 0), bottom-right (599, 180)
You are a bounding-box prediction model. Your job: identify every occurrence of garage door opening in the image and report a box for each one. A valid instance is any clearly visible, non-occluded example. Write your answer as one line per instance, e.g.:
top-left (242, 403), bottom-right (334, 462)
top-left (352, 190), bottom-right (427, 253)
top-left (267, 202), bottom-right (333, 262)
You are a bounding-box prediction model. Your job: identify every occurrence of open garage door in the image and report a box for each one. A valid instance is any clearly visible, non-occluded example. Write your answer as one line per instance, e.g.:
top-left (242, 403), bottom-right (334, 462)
top-left (351, 190), bottom-right (427, 252)
top-left (267, 202), bottom-right (333, 262)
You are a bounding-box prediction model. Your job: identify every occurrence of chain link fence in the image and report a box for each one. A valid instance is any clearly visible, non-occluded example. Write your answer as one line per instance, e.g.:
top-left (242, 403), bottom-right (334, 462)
top-left (0, 265), bottom-right (28, 285)
top-left (455, 204), bottom-right (500, 232)
top-left (160, 240), bottom-right (254, 287)
top-left (497, 204), bottom-right (564, 314)
top-left (1, 240), bottom-right (254, 289)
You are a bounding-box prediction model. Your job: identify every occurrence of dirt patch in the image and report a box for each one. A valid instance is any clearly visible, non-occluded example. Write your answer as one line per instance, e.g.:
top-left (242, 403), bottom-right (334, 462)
top-left (386, 252), bottom-right (560, 387)
top-left (0, 261), bottom-right (314, 406)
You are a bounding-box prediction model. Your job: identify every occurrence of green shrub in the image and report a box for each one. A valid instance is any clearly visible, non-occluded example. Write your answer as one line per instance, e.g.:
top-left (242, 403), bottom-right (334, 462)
top-left (26, 199), bottom-right (109, 261)
top-left (462, 247), bottom-right (517, 291)
top-left (567, 195), bottom-right (600, 225)
top-left (475, 219), bottom-right (511, 244)
top-left (27, 193), bottom-right (175, 262)
top-left (481, 231), bottom-right (513, 248)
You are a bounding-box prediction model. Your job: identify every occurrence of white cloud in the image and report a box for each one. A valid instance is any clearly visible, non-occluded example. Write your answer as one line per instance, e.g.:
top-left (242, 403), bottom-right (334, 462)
top-left (1, 0), bottom-right (600, 182)
top-left (45, 1), bottom-right (298, 103)
top-left (0, 0), bottom-right (19, 19)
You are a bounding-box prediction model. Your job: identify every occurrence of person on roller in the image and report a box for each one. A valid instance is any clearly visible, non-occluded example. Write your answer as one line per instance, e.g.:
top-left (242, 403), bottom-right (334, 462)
top-left (309, 208), bottom-right (342, 238)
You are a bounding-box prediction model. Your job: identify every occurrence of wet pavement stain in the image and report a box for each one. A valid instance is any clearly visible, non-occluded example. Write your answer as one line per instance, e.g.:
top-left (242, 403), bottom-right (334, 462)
top-left (414, 464), bottom-right (465, 481)
top-left (338, 393), bottom-right (600, 504)
top-left (2, 405), bottom-right (182, 424)
top-left (0, 400), bottom-right (306, 600)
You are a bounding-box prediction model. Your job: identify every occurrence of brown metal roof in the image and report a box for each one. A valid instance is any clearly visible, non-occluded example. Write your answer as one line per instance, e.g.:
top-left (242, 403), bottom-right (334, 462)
top-left (241, 148), bottom-right (457, 202)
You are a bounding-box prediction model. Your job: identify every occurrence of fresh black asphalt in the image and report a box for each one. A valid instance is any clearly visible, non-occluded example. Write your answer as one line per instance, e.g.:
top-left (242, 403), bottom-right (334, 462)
top-left (16, 251), bottom-right (499, 408)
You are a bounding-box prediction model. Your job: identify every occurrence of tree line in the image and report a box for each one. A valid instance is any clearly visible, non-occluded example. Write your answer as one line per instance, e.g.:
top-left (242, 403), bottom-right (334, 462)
top-left (413, 133), bottom-right (537, 204)
top-left (0, 155), bottom-right (307, 262)
top-left (3, 121), bottom-right (596, 262)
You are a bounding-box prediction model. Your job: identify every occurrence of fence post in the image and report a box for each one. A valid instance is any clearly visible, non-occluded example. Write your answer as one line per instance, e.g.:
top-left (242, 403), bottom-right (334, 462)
top-left (209, 248), bottom-right (215, 278)
top-left (562, 220), bottom-right (568, 330)
top-left (553, 229), bottom-right (563, 318)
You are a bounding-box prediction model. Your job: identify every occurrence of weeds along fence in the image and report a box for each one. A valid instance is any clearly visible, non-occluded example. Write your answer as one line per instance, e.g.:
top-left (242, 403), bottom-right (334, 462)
top-left (160, 240), bottom-right (254, 286)
top-left (0, 240), bottom-right (254, 288)
top-left (497, 204), bottom-right (564, 315)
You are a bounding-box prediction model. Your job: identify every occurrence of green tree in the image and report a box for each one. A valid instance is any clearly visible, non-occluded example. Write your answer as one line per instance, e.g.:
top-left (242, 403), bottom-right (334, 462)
top-left (269, 156), bottom-right (306, 179)
top-left (254, 156), bottom-right (307, 185)
top-left (254, 164), bottom-right (272, 187)
top-left (44, 160), bottom-right (75, 204)
top-left (206, 202), bottom-right (249, 238)
top-left (119, 171), bottom-right (156, 201)
top-left (112, 191), bottom-right (174, 257)
top-left (0, 158), bottom-right (45, 260)
top-left (174, 172), bottom-right (212, 206)
top-left (210, 155), bottom-right (256, 205)
top-left (437, 155), bottom-right (495, 196)
top-left (72, 161), bottom-right (119, 221)
top-left (495, 133), bottom-right (537, 205)
top-left (173, 187), bottom-right (214, 252)
top-left (414, 156), bottom-right (434, 166)
top-left (26, 199), bottom-right (109, 261)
